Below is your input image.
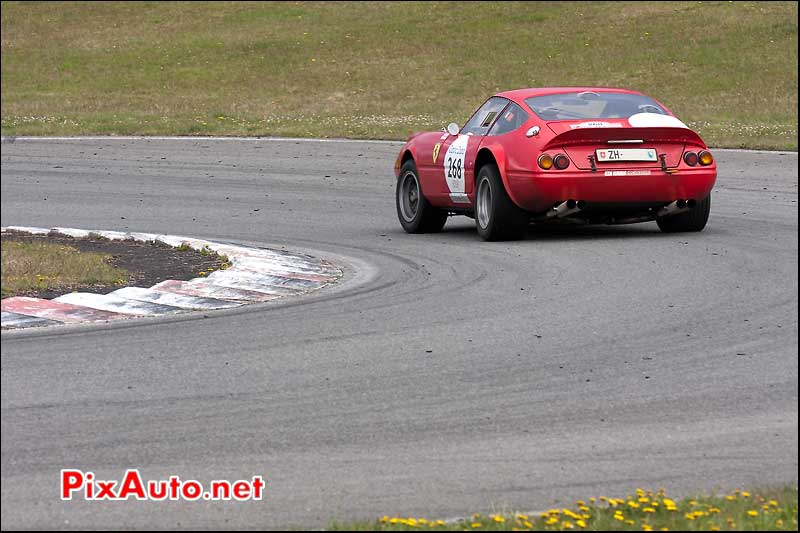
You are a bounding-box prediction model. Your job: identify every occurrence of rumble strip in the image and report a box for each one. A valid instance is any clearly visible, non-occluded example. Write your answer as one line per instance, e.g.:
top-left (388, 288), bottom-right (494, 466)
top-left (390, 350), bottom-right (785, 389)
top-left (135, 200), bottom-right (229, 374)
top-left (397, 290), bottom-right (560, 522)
top-left (1, 226), bottom-right (342, 330)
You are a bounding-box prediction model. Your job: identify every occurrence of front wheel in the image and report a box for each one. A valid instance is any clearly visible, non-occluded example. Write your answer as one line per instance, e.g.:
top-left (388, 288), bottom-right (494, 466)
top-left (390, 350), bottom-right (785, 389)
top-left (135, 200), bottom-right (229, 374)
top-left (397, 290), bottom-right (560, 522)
top-left (657, 194), bottom-right (711, 233)
top-left (396, 160), bottom-right (448, 233)
top-left (474, 164), bottom-right (529, 241)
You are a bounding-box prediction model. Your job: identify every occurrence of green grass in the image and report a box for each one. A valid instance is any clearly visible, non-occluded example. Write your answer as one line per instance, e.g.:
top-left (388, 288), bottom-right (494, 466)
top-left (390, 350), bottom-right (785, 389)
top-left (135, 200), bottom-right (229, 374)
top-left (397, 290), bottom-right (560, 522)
top-left (1, 1), bottom-right (797, 149)
top-left (0, 238), bottom-right (128, 297)
top-left (329, 486), bottom-right (798, 531)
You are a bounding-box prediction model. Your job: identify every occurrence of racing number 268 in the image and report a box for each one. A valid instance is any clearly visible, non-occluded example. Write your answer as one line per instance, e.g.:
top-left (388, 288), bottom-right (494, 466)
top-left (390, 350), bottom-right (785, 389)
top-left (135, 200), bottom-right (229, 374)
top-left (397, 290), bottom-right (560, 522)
top-left (447, 157), bottom-right (462, 180)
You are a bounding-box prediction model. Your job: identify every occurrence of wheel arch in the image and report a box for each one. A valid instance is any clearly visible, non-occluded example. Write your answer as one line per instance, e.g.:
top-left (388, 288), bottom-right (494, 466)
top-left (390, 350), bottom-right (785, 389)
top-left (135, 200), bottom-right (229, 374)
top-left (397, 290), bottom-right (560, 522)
top-left (474, 145), bottom-right (523, 208)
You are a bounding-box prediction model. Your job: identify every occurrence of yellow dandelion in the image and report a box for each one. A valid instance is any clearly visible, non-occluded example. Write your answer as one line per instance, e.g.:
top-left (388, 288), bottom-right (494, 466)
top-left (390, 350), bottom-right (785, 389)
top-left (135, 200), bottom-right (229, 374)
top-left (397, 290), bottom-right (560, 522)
top-left (625, 519), bottom-right (635, 526)
top-left (747, 510), bottom-right (758, 517)
top-left (710, 527), bottom-right (719, 532)
top-left (643, 507), bottom-right (655, 513)
top-left (613, 515), bottom-right (625, 522)
top-left (576, 519), bottom-right (586, 528)
top-left (470, 523), bottom-right (482, 529)
top-left (769, 500), bottom-right (779, 507)
top-left (491, 515), bottom-right (505, 523)
top-left (516, 514), bottom-right (529, 521)
top-left (741, 491), bottom-right (751, 498)
top-left (642, 525), bottom-right (653, 532)
top-left (561, 521), bottom-right (574, 529)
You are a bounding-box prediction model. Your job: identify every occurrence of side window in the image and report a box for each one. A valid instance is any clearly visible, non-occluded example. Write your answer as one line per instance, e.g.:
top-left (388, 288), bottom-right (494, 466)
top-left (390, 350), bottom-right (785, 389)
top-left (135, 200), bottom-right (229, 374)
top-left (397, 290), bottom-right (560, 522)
top-left (461, 97), bottom-right (509, 136)
top-left (488, 103), bottom-right (530, 136)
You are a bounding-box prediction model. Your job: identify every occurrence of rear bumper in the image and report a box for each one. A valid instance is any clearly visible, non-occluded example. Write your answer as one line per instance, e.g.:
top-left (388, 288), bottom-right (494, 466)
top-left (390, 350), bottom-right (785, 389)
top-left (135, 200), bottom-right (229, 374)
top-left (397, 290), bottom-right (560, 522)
top-left (506, 167), bottom-right (717, 213)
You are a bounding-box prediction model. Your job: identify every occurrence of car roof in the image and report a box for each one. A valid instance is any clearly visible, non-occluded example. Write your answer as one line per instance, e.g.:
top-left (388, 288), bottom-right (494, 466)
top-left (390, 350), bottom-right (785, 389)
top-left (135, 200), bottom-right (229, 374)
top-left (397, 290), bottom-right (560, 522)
top-left (496, 87), bottom-right (644, 104)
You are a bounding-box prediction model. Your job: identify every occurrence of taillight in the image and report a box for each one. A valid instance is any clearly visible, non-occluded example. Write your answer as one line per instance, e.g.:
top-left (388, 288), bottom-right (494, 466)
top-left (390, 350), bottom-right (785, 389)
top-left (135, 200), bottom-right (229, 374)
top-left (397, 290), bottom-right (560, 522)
top-left (538, 153), bottom-right (554, 170)
top-left (553, 154), bottom-right (570, 170)
top-left (698, 150), bottom-right (714, 165)
top-left (683, 151), bottom-right (699, 166)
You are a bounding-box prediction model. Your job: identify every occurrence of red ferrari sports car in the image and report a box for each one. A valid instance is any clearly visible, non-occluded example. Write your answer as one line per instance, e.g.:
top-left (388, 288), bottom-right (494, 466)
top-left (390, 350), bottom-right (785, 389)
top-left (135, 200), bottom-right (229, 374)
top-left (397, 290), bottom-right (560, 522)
top-left (394, 87), bottom-right (717, 240)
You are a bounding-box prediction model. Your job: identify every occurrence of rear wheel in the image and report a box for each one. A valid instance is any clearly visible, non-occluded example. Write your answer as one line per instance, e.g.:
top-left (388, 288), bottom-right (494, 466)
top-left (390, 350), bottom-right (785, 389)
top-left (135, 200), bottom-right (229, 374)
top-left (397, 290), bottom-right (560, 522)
top-left (657, 194), bottom-right (711, 233)
top-left (396, 160), bottom-right (447, 233)
top-left (474, 164), bottom-right (529, 241)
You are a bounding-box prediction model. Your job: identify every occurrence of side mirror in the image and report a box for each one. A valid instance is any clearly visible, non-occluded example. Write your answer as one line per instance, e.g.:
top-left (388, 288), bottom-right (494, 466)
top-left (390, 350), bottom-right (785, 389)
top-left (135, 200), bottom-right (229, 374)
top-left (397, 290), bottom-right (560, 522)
top-left (446, 123), bottom-right (460, 136)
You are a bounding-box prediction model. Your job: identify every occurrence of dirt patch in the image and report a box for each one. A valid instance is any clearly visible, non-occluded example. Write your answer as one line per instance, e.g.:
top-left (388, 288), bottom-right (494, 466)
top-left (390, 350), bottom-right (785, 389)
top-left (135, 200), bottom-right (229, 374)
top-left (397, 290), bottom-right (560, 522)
top-left (1, 231), bottom-right (226, 299)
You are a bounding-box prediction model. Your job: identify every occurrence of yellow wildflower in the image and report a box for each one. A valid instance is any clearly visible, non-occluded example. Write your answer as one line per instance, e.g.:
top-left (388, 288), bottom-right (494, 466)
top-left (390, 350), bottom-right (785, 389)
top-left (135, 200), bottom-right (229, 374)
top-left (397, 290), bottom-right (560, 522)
top-left (747, 510), bottom-right (758, 517)
top-left (643, 507), bottom-right (655, 513)
top-left (491, 515), bottom-right (505, 523)
top-left (470, 522), bottom-right (482, 529)
top-left (576, 519), bottom-right (586, 528)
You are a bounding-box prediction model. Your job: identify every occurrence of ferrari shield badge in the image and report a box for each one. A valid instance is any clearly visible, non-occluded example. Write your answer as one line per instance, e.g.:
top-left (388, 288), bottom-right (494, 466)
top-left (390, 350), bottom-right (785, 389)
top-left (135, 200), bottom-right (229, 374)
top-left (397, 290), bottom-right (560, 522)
top-left (432, 143), bottom-right (441, 164)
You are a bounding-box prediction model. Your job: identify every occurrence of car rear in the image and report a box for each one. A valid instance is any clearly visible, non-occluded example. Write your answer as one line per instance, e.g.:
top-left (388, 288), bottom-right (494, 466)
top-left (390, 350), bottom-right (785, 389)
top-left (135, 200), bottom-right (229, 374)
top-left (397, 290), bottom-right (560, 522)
top-left (506, 91), bottom-right (717, 218)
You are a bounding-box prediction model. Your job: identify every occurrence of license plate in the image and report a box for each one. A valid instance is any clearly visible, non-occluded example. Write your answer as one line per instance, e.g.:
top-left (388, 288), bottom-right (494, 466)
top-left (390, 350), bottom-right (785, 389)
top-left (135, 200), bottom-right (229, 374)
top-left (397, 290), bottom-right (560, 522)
top-left (595, 148), bottom-right (658, 162)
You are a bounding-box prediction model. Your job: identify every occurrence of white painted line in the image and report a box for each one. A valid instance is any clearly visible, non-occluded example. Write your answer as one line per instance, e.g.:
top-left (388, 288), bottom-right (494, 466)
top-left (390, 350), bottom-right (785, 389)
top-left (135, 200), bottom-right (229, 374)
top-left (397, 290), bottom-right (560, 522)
top-left (1, 135), bottom-right (403, 145)
top-left (1, 135), bottom-right (794, 153)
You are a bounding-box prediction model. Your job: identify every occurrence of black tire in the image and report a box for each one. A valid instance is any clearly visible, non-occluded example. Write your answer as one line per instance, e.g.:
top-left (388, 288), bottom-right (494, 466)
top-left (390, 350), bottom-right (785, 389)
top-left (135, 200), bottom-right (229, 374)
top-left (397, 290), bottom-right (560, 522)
top-left (656, 193), bottom-right (711, 233)
top-left (474, 164), bottom-right (529, 241)
top-left (396, 159), bottom-right (448, 233)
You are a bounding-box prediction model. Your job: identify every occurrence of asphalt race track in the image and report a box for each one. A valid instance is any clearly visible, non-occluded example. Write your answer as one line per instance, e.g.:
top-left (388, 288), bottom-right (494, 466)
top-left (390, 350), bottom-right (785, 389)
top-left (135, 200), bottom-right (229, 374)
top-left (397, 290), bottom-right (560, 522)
top-left (1, 137), bottom-right (797, 529)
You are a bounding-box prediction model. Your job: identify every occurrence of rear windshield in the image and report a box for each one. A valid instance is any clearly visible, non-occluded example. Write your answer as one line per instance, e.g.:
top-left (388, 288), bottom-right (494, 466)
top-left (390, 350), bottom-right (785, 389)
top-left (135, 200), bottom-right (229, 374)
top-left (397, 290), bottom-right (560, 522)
top-left (524, 91), bottom-right (667, 120)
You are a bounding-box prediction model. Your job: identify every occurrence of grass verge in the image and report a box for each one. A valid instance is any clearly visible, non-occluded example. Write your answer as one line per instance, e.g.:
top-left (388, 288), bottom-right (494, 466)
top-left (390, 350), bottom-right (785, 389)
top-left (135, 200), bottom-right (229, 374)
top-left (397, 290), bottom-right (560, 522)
top-left (1, 239), bottom-right (128, 298)
top-left (329, 486), bottom-right (798, 531)
top-left (1, 1), bottom-right (797, 149)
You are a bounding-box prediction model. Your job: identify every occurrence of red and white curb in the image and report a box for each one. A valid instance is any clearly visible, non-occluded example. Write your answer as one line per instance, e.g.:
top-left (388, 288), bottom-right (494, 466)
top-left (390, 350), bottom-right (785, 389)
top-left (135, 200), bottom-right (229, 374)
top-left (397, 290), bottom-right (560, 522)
top-left (1, 226), bottom-right (342, 330)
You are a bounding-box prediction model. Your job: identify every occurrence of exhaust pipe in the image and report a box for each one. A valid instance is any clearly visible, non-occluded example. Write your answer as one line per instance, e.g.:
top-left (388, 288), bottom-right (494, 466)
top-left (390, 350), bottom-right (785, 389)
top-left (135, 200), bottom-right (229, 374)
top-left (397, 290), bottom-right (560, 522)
top-left (547, 199), bottom-right (586, 219)
top-left (657, 199), bottom-right (692, 217)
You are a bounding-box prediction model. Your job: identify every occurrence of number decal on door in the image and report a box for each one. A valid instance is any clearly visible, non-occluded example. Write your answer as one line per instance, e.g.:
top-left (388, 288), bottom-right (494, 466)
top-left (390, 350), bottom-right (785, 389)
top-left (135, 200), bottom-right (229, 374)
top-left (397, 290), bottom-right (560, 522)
top-left (443, 135), bottom-right (468, 195)
top-left (446, 157), bottom-right (462, 180)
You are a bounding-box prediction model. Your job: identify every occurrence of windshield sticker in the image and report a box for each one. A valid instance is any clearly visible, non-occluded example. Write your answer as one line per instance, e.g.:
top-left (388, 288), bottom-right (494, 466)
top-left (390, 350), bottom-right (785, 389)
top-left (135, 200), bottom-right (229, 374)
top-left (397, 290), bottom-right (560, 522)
top-left (569, 121), bottom-right (624, 130)
top-left (627, 113), bottom-right (688, 128)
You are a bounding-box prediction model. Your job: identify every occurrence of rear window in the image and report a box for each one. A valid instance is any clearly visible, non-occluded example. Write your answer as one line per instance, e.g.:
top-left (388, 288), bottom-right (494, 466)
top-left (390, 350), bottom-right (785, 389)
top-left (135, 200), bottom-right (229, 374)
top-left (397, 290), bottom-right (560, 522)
top-left (524, 91), bottom-right (667, 120)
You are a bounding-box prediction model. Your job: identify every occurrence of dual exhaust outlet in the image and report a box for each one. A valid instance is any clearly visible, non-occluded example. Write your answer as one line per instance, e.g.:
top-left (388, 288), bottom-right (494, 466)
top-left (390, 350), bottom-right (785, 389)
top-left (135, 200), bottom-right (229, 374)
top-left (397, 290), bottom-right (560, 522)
top-left (544, 198), bottom-right (696, 221)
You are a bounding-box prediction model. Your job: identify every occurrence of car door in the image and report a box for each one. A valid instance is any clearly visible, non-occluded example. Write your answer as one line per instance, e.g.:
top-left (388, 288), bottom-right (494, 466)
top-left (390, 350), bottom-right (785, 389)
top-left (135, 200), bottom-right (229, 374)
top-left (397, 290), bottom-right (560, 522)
top-left (435, 97), bottom-right (510, 207)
